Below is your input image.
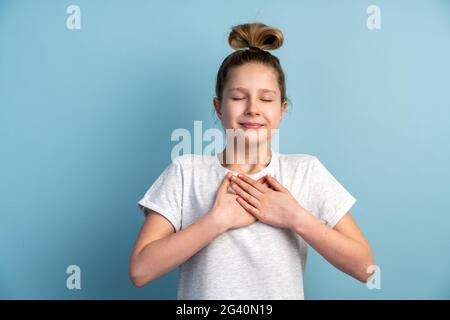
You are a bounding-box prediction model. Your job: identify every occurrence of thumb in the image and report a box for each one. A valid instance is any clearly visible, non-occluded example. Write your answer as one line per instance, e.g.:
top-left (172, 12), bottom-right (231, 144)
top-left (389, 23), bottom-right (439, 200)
top-left (265, 174), bottom-right (286, 192)
top-left (218, 172), bottom-right (232, 194)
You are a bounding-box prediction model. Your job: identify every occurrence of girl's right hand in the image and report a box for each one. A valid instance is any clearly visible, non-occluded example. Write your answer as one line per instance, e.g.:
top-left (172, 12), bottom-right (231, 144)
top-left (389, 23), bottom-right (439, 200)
top-left (210, 172), bottom-right (257, 231)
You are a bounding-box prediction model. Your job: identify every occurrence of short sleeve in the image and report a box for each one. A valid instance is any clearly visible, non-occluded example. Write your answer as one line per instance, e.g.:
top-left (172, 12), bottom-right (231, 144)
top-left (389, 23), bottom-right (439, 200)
top-left (308, 157), bottom-right (356, 228)
top-left (137, 159), bottom-right (183, 232)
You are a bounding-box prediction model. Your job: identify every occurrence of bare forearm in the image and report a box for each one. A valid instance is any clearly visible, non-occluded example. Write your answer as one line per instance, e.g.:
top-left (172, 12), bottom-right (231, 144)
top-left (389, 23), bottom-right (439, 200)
top-left (292, 211), bottom-right (374, 282)
top-left (130, 212), bottom-right (226, 287)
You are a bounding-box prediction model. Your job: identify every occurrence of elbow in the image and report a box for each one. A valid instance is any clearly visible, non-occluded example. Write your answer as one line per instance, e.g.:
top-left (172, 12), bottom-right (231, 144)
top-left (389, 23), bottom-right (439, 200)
top-left (356, 246), bottom-right (376, 284)
top-left (129, 259), bottom-right (151, 288)
top-left (129, 267), bottom-right (144, 288)
top-left (129, 273), bottom-right (145, 288)
top-left (362, 261), bottom-right (377, 284)
top-left (354, 267), bottom-right (374, 284)
top-left (357, 271), bottom-right (372, 284)
top-left (131, 279), bottom-right (143, 288)
top-left (131, 279), bottom-right (145, 289)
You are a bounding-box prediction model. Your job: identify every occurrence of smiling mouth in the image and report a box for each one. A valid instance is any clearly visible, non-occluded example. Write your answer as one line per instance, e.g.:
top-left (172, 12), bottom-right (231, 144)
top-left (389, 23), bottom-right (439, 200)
top-left (239, 123), bottom-right (265, 129)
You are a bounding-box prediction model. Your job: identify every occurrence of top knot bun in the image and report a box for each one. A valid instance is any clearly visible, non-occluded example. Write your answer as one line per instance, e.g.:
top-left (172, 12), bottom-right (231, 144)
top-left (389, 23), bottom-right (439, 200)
top-left (228, 22), bottom-right (284, 51)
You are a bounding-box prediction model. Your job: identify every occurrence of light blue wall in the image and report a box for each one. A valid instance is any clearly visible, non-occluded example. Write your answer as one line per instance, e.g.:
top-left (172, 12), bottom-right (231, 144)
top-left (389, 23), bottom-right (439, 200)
top-left (1, 0), bottom-right (449, 299)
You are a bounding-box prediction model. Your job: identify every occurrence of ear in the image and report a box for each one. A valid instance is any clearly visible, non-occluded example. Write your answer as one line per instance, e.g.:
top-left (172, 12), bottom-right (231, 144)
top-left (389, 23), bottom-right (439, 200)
top-left (280, 99), bottom-right (287, 119)
top-left (213, 97), bottom-right (222, 120)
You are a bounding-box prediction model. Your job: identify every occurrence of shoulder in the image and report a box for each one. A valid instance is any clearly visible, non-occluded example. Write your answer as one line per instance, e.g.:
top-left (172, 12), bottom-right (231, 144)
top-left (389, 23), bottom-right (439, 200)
top-left (276, 152), bottom-right (318, 167)
top-left (170, 153), bottom-right (214, 167)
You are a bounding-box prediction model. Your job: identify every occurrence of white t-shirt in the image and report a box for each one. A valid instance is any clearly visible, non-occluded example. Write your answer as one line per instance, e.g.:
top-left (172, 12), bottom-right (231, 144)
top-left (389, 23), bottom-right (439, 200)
top-left (137, 152), bottom-right (356, 300)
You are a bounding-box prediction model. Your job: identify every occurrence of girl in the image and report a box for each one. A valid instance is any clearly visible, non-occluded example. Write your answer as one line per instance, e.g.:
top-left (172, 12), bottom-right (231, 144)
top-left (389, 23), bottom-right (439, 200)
top-left (129, 23), bottom-right (374, 300)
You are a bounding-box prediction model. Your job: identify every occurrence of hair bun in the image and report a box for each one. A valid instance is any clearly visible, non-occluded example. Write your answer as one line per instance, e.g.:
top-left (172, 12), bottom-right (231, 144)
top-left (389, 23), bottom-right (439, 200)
top-left (228, 22), bottom-right (284, 51)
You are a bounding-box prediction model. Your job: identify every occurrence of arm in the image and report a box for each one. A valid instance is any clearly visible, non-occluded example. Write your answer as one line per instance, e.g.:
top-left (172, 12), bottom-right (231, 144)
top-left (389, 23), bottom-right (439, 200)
top-left (128, 209), bottom-right (226, 288)
top-left (129, 172), bottom-right (255, 288)
top-left (292, 211), bottom-right (375, 283)
top-left (229, 173), bottom-right (375, 283)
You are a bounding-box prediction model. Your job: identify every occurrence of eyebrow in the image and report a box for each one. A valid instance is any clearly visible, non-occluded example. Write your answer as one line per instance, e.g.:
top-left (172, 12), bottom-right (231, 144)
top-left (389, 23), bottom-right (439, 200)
top-left (228, 87), bottom-right (277, 94)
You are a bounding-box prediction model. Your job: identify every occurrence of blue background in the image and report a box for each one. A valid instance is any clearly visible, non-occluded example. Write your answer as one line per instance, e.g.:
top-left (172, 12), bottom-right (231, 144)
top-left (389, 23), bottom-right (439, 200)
top-left (1, 0), bottom-right (449, 299)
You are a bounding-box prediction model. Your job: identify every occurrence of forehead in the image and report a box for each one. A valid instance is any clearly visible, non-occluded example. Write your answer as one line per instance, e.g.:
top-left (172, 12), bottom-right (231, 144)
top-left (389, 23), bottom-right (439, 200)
top-left (225, 63), bottom-right (279, 93)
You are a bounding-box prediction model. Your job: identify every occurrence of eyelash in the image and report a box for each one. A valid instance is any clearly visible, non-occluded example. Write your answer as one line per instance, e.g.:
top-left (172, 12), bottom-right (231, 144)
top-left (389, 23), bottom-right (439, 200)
top-left (231, 98), bottom-right (273, 102)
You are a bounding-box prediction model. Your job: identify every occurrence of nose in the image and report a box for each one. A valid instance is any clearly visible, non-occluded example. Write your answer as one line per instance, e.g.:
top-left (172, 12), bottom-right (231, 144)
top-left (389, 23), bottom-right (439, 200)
top-left (244, 98), bottom-right (261, 116)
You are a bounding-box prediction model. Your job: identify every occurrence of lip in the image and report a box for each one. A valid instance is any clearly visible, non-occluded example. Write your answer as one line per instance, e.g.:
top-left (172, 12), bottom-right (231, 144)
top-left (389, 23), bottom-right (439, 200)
top-left (239, 122), bottom-right (265, 129)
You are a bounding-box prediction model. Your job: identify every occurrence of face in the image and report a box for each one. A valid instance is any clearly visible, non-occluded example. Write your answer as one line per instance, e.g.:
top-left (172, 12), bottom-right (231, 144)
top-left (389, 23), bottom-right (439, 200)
top-left (214, 62), bottom-right (287, 148)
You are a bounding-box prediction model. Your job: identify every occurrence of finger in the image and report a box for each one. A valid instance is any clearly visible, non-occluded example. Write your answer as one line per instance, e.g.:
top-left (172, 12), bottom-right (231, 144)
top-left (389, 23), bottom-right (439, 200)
top-left (232, 175), bottom-right (265, 198)
top-left (236, 197), bottom-right (260, 218)
top-left (237, 174), bottom-right (268, 193)
top-left (230, 181), bottom-right (260, 208)
top-left (257, 176), bottom-right (270, 189)
top-left (231, 176), bottom-right (264, 199)
top-left (218, 172), bottom-right (232, 194)
top-left (265, 174), bottom-right (286, 192)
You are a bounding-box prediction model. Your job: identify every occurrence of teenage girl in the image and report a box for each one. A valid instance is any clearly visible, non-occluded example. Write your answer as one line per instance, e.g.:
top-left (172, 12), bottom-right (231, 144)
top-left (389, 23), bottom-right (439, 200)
top-left (129, 22), bottom-right (375, 299)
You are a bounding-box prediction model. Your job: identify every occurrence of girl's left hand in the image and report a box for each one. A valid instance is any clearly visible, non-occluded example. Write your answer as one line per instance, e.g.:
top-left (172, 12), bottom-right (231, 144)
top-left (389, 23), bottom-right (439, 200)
top-left (229, 173), bottom-right (308, 230)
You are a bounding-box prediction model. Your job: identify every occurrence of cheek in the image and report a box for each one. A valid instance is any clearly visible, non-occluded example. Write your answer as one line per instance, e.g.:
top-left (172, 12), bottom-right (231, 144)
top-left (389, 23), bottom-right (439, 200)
top-left (266, 108), bottom-right (283, 126)
top-left (220, 103), bottom-right (242, 123)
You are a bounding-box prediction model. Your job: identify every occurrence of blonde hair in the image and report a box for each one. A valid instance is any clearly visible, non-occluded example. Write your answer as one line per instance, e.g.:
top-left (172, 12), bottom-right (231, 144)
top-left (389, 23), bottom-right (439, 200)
top-left (215, 22), bottom-right (286, 102)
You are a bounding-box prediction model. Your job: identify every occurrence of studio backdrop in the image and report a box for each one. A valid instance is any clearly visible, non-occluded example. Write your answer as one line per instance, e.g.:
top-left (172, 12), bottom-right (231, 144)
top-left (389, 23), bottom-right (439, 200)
top-left (0, 0), bottom-right (449, 299)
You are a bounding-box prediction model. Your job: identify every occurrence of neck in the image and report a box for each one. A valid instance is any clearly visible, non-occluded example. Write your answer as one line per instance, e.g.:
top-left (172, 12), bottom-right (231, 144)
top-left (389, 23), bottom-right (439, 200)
top-left (217, 143), bottom-right (272, 175)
